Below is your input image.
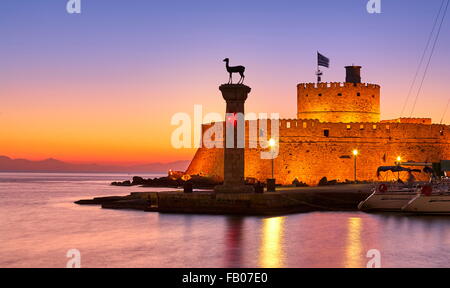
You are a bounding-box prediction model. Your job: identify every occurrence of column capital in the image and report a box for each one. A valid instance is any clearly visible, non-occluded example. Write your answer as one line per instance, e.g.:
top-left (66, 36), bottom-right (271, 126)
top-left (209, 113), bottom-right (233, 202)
top-left (219, 84), bottom-right (251, 102)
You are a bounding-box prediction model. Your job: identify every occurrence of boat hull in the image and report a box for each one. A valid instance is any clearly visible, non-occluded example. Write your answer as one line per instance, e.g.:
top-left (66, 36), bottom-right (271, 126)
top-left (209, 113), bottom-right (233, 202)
top-left (358, 192), bottom-right (417, 212)
top-left (402, 195), bottom-right (450, 214)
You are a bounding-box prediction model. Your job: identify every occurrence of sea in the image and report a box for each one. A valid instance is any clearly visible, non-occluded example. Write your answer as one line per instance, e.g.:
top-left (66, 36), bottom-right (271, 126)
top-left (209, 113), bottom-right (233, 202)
top-left (1, 172), bottom-right (450, 268)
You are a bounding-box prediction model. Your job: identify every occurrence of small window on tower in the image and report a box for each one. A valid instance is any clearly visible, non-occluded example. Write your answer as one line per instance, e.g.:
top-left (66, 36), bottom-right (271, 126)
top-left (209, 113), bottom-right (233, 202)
top-left (346, 125), bottom-right (351, 130)
top-left (323, 129), bottom-right (330, 137)
top-left (386, 125), bottom-right (390, 130)
top-left (287, 122), bottom-right (291, 128)
top-left (360, 125), bottom-right (364, 130)
top-left (318, 93), bottom-right (322, 96)
top-left (357, 92), bottom-right (361, 96)
top-left (373, 125), bottom-right (377, 130)
top-left (338, 93), bottom-right (342, 96)
top-left (303, 122), bottom-right (307, 128)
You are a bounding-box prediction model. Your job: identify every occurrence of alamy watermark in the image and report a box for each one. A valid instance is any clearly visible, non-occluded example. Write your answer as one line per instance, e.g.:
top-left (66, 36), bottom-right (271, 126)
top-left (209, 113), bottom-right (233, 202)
top-left (66, 0), bottom-right (81, 14)
top-left (66, 249), bottom-right (81, 268)
top-left (367, 0), bottom-right (381, 14)
top-left (171, 105), bottom-right (280, 159)
top-left (366, 249), bottom-right (381, 268)
top-left (65, 1), bottom-right (381, 15)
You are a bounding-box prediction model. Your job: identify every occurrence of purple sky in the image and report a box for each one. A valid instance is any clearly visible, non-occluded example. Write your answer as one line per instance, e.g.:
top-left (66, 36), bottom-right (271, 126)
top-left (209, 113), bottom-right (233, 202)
top-left (0, 0), bottom-right (449, 163)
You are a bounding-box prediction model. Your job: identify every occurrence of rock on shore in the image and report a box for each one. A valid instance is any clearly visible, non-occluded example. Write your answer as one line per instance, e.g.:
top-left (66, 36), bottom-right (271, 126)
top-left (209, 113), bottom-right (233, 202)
top-left (111, 175), bottom-right (222, 189)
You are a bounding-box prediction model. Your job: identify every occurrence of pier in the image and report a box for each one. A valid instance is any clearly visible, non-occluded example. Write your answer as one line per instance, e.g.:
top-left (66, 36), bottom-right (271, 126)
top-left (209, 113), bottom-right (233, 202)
top-left (75, 184), bottom-right (372, 216)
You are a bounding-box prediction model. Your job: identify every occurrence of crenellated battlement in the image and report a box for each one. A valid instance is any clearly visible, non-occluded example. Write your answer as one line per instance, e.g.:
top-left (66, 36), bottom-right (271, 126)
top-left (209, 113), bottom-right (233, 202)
top-left (201, 119), bottom-right (450, 143)
top-left (381, 118), bottom-right (432, 125)
top-left (276, 118), bottom-right (449, 141)
top-left (297, 81), bottom-right (381, 123)
top-left (297, 82), bottom-right (380, 89)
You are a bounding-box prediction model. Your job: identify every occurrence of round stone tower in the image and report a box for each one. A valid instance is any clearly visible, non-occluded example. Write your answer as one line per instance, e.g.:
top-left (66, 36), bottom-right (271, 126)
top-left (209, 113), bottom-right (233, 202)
top-left (297, 66), bottom-right (380, 123)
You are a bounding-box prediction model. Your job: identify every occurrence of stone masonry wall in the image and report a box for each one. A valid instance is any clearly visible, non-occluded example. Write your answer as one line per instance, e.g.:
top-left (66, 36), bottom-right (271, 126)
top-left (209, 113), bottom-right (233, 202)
top-left (186, 119), bottom-right (450, 186)
top-left (297, 82), bottom-right (380, 123)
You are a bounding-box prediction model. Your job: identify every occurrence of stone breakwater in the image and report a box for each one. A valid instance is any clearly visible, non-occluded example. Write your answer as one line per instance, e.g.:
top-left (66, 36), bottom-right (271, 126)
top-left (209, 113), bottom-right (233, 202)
top-left (111, 175), bottom-right (221, 189)
top-left (75, 184), bottom-right (372, 216)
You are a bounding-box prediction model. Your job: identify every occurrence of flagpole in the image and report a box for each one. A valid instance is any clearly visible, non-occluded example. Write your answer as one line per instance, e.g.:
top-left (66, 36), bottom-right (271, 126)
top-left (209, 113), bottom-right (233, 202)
top-left (316, 51), bottom-right (320, 83)
top-left (317, 51), bottom-right (319, 83)
top-left (317, 52), bottom-right (329, 83)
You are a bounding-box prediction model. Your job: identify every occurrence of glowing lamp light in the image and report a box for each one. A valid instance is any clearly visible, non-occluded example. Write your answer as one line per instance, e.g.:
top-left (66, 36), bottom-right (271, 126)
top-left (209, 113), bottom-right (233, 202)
top-left (268, 138), bottom-right (276, 148)
top-left (396, 156), bottom-right (402, 162)
top-left (352, 149), bottom-right (359, 156)
top-left (181, 174), bottom-right (191, 181)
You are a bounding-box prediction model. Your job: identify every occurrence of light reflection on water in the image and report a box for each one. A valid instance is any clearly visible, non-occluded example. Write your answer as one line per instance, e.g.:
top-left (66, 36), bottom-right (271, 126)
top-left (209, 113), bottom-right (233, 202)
top-left (2, 173), bottom-right (450, 267)
top-left (259, 217), bottom-right (285, 268)
top-left (345, 217), bottom-right (363, 268)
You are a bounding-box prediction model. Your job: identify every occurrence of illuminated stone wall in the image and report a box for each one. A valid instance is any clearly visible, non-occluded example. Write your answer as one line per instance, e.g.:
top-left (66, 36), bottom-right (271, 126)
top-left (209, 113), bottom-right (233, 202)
top-left (297, 82), bottom-right (380, 123)
top-left (186, 120), bottom-right (450, 186)
top-left (381, 118), bottom-right (432, 125)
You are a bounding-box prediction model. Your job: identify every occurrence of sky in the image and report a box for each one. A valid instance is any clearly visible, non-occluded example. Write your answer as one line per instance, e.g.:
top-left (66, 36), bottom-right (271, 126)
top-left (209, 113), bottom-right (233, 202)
top-left (0, 0), bottom-right (449, 164)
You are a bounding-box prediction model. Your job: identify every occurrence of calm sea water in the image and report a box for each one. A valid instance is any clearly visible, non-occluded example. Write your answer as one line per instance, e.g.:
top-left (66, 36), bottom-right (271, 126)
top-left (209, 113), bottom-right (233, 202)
top-left (1, 172), bottom-right (450, 268)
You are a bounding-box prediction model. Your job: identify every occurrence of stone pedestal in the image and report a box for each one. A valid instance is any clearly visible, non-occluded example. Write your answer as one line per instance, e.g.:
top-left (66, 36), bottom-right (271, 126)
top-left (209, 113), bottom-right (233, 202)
top-left (214, 84), bottom-right (254, 194)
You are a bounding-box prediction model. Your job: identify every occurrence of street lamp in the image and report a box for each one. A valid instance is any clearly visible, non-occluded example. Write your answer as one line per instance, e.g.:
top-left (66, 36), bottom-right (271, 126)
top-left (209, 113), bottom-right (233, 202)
top-left (352, 149), bottom-right (359, 182)
top-left (268, 138), bottom-right (276, 179)
top-left (267, 138), bottom-right (277, 192)
top-left (396, 156), bottom-right (402, 181)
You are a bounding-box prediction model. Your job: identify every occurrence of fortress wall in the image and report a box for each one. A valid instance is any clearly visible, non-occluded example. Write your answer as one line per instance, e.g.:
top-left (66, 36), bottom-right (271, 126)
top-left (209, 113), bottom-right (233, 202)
top-left (277, 119), bottom-right (447, 141)
top-left (381, 118), bottom-right (432, 124)
top-left (297, 82), bottom-right (380, 123)
top-left (262, 141), bottom-right (448, 185)
top-left (185, 147), bottom-right (223, 178)
top-left (186, 120), bottom-right (450, 186)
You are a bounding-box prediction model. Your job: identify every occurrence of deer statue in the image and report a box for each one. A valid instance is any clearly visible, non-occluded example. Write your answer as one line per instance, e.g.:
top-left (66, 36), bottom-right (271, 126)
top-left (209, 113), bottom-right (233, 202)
top-left (223, 58), bottom-right (245, 84)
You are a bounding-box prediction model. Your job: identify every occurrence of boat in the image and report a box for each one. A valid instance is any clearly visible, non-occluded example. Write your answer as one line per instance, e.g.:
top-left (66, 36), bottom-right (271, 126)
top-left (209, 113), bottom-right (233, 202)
top-left (402, 178), bottom-right (450, 214)
top-left (358, 165), bottom-right (425, 212)
top-left (358, 182), bottom-right (419, 212)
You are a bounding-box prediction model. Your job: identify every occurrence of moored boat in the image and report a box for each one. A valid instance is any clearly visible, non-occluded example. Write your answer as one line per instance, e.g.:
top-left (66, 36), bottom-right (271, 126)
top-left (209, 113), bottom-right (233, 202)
top-left (402, 180), bottom-right (450, 214)
top-left (358, 165), bottom-right (424, 212)
top-left (358, 182), bottom-right (418, 212)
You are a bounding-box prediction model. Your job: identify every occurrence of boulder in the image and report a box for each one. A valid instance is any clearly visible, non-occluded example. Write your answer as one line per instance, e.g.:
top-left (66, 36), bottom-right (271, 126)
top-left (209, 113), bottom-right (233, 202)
top-left (318, 177), bottom-right (328, 186)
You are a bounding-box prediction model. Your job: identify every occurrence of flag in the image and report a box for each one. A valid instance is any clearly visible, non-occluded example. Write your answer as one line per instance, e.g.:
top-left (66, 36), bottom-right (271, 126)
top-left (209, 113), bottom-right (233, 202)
top-left (317, 52), bottom-right (330, 68)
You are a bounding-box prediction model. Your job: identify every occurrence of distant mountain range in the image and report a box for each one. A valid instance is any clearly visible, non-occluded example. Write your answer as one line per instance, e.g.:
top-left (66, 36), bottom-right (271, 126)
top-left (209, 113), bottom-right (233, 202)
top-left (0, 155), bottom-right (190, 173)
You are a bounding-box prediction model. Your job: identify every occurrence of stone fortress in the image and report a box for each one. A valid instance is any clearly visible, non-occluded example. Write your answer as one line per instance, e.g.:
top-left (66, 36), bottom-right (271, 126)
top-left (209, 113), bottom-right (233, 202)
top-left (186, 66), bottom-right (450, 186)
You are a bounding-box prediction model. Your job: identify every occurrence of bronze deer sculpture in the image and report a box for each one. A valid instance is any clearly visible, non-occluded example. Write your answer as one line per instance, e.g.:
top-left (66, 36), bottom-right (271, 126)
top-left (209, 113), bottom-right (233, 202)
top-left (223, 58), bottom-right (245, 84)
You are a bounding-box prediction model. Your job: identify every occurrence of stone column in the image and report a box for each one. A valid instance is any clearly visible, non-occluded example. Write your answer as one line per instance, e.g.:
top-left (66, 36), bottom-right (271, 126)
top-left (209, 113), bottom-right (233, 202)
top-left (214, 84), bottom-right (254, 194)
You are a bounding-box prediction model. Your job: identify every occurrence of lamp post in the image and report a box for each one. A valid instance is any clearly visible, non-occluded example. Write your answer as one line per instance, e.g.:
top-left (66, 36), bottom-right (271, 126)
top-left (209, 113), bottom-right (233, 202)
top-left (396, 156), bottom-right (402, 181)
top-left (267, 138), bottom-right (277, 192)
top-left (269, 138), bottom-right (276, 178)
top-left (352, 149), bottom-right (359, 182)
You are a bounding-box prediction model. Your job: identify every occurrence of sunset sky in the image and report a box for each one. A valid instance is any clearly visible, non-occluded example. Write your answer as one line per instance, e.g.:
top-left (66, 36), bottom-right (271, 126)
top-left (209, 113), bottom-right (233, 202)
top-left (1, 0), bottom-right (449, 165)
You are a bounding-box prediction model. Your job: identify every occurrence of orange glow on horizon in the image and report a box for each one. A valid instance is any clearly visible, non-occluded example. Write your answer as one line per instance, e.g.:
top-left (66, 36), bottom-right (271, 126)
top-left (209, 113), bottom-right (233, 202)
top-left (1, 58), bottom-right (448, 165)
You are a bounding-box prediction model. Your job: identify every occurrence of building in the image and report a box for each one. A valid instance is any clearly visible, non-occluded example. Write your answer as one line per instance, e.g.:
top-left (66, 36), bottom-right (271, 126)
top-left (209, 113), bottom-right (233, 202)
top-left (186, 66), bottom-right (450, 185)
